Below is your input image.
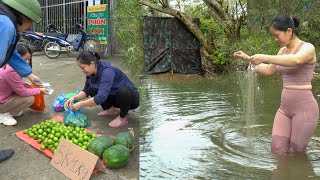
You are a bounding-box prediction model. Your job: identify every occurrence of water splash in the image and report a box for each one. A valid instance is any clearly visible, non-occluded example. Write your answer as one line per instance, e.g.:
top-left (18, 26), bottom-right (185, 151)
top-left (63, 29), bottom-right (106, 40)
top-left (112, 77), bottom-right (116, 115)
top-left (238, 63), bottom-right (259, 147)
top-left (247, 62), bottom-right (256, 73)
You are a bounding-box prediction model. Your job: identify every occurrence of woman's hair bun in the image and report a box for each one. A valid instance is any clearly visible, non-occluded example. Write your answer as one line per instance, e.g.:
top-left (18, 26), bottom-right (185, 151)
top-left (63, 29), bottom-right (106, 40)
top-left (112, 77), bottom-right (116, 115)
top-left (292, 16), bottom-right (300, 28)
top-left (89, 51), bottom-right (100, 60)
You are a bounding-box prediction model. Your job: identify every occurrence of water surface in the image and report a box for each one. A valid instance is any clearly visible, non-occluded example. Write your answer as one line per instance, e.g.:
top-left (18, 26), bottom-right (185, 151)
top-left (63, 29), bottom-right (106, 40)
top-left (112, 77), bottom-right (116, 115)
top-left (139, 72), bottom-right (320, 179)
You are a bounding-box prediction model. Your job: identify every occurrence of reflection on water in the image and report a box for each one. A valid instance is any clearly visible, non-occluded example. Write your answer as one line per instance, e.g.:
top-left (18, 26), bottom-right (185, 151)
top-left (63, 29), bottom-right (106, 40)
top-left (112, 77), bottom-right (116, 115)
top-left (139, 73), bottom-right (320, 179)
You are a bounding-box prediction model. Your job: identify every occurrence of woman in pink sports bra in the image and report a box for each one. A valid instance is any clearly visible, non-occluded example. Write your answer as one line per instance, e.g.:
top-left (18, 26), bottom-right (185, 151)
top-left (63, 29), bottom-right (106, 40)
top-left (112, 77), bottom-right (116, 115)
top-left (234, 14), bottom-right (319, 154)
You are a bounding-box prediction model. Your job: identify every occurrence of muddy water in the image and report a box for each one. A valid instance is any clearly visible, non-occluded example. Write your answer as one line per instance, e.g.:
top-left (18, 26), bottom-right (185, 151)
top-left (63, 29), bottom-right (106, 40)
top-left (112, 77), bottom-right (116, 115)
top-left (139, 72), bottom-right (320, 179)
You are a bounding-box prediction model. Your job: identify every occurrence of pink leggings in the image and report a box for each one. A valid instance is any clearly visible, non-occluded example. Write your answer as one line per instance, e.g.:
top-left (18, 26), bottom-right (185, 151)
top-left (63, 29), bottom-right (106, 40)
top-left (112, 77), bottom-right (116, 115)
top-left (271, 89), bottom-right (319, 154)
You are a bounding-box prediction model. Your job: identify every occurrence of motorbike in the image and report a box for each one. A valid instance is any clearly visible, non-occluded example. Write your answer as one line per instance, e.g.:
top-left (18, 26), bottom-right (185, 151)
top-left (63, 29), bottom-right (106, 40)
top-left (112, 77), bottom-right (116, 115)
top-left (43, 24), bottom-right (100, 59)
top-left (18, 31), bottom-right (45, 53)
top-left (19, 24), bottom-right (68, 53)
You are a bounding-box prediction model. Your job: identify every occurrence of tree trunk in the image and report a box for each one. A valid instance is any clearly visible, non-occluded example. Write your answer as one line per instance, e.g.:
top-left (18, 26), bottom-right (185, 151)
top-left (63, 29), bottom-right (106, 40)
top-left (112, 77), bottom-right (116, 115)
top-left (138, 0), bottom-right (216, 54)
top-left (203, 0), bottom-right (245, 40)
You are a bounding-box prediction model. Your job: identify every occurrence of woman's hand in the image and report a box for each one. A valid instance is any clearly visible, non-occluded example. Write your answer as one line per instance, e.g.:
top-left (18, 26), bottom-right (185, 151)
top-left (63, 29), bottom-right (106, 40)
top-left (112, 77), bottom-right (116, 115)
top-left (40, 88), bottom-right (49, 95)
top-left (233, 51), bottom-right (251, 61)
top-left (71, 102), bottom-right (82, 111)
top-left (249, 54), bottom-right (267, 65)
top-left (27, 73), bottom-right (42, 85)
top-left (64, 97), bottom-right (74, 109)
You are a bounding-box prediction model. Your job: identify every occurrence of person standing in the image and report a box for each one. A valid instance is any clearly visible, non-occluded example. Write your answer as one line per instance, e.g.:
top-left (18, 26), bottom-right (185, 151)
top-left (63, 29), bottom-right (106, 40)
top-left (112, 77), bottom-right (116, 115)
top-left (0, 0), bottom-right (43, 84)
top-left (234, 14), bottom-right (319, 154)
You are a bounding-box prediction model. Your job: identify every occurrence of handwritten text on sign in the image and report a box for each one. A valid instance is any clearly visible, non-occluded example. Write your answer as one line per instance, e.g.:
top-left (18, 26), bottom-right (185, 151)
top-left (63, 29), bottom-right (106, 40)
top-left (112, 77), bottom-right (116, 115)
top-left (50, 138), bottom-right (98, 180)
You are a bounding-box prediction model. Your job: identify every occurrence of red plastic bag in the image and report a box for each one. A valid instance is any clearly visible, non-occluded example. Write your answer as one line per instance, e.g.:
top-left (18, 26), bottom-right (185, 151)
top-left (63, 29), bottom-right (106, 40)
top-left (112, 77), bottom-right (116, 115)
top-left (29, 85), bottom-right (45, 112)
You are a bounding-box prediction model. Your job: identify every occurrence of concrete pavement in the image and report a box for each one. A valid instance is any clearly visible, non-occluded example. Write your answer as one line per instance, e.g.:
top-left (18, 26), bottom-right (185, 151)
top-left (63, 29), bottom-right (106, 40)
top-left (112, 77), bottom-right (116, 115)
top-left (0, 53), bottom-right (140, 180)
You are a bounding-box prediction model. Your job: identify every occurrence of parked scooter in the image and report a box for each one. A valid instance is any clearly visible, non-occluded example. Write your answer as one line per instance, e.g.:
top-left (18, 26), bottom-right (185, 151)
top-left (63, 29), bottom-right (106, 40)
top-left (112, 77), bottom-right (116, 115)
top-left (43, 24), bottom-right (100, 59)
top-left (19, 24), bottom-right (68, 53)
top-left (19, 31), bottom-right (45, 53)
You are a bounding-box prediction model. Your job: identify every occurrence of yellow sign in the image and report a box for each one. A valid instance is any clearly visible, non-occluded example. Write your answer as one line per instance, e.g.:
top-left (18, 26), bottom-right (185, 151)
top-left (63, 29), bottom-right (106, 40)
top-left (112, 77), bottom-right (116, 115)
top-left (88, 4), bottom-right (107, 12)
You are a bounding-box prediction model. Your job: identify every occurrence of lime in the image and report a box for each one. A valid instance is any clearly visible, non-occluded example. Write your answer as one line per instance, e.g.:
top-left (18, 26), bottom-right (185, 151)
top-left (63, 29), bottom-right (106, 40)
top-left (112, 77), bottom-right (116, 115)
top-left (49, 134), bottom-right (55, 139)
top-left (53, 137), bottom-right (59, 142)
top-left (78, 137), bottom-right (84, 143)
top-left (40, 144), bottom-right (46, 150)
top-left (43, 139), bottom-right (48, 146)
top-left (55, 133), bottom-right (61, 138)
top-left (42, 132), bottom-right (48, 137)
top-left (54, 142), bottom-right (59, 148)
top-left (29, 132), bottom-right (34, 138)
top-left (31, 128), bottom-right (37, 133)
top-left (72, 139), bottom-right (78, 145)
top-left (48, 139), bottom-right (53, 145)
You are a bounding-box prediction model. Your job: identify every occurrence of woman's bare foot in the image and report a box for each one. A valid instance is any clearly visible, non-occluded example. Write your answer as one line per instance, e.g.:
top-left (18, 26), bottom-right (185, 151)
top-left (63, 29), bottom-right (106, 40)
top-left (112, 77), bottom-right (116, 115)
top-left (109, 116), bottom-right (128, 128)
top-left (97, 107), bottom-right (119, 116)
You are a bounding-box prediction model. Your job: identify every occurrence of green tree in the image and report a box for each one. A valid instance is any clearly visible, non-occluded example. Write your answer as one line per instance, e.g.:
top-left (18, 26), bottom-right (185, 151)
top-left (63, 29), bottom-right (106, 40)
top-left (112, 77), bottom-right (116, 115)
top-left (115, 0), bottom-right (145, 74)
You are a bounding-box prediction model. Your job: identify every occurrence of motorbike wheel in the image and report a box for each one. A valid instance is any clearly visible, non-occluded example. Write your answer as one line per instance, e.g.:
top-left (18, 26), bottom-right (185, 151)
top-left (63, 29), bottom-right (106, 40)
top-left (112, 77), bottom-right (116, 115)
top-left (83, 39), bottom-right (100, 52)
top-left (44, 41), bottom-right (61, 59)
top-left (18, 37), bottom-right (34, 51)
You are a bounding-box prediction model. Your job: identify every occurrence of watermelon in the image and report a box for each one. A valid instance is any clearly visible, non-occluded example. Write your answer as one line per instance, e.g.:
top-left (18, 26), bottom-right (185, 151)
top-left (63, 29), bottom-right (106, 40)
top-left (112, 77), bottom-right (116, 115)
top-left (114, 131), bottom-right (135, 151)
top-left (102, 144), bottom-right (131, 169)
top-left (88, 136), bottom-right (113, 158)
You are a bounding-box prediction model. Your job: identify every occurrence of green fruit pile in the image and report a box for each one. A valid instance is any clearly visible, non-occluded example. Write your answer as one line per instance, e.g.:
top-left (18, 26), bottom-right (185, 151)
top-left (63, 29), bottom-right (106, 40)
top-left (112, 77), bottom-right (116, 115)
top-left (23, 120), bottom-right (97, 154)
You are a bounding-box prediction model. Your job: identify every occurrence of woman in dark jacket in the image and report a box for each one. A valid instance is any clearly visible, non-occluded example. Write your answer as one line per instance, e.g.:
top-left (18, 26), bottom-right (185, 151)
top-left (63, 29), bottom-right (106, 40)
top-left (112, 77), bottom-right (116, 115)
top-left (65, 51), bottom-right (139, 128)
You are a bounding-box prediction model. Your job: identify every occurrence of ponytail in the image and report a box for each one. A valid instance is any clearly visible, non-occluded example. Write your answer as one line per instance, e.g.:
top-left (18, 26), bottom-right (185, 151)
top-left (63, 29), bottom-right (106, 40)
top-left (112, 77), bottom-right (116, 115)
top-left (270, 14), bottom-right (300, 35)
top-left (89, 51), bottom-right (100, 61)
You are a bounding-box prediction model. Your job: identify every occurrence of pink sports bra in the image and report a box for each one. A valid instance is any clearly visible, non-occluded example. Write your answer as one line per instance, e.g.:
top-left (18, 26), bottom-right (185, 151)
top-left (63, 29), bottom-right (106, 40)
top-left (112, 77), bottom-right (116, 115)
top-left (275, 42), bottom-right (315, 86)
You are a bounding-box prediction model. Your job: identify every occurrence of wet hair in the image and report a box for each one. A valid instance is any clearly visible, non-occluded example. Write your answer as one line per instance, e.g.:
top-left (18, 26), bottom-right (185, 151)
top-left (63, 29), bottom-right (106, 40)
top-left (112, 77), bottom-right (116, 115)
top-left (270, 14), bottom-right (300, 35)
top-left (16, 43), bottom-right (32, 68)
top-left (76, 51), bottom-right (100, 65)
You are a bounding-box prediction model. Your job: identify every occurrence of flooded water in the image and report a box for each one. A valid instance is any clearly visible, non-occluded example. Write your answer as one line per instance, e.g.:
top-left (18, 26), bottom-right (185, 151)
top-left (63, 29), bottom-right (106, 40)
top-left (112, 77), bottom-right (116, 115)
top-left (139, 71), bottom-right (320, 179)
